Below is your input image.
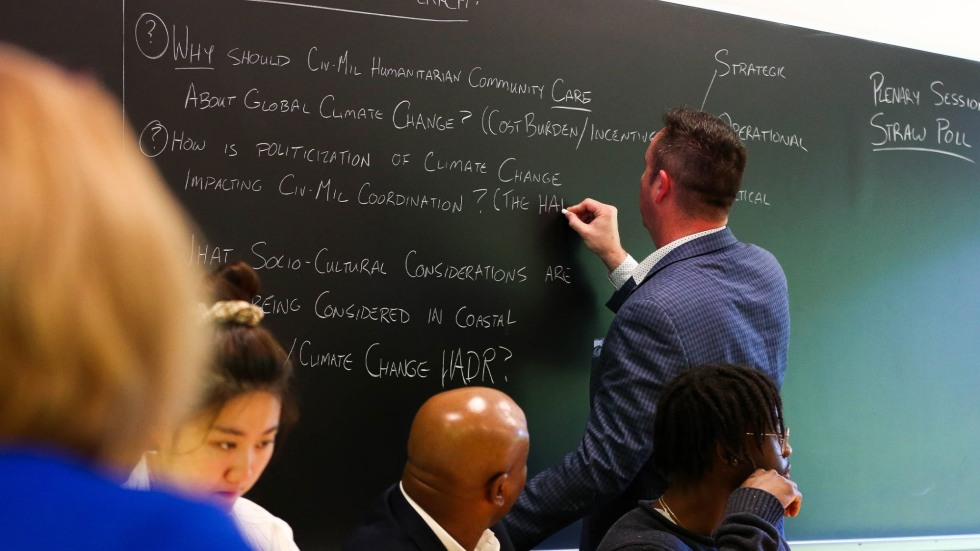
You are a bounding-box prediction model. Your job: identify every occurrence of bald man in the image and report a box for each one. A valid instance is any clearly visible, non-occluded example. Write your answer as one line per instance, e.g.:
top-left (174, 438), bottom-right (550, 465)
top-left (343, 387), bottom-right (530, 551)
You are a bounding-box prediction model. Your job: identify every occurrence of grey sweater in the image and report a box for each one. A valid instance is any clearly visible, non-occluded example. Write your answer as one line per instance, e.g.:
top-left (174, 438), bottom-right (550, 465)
top-left (597, 488), bottom-right (790, 551)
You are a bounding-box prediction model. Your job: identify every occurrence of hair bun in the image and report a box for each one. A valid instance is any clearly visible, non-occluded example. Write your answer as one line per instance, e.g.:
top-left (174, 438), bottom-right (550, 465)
top-left (210, 261), bottom-right (260, 301)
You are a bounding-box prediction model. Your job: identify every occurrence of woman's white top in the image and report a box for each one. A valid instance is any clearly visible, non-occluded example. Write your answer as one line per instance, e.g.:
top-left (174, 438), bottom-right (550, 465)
top-left (125, 456), bottom-right (300, 551)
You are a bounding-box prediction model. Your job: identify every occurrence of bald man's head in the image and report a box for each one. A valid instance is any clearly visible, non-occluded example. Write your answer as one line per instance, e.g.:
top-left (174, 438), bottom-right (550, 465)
top-left (402, 387), bottom-right (529, 528)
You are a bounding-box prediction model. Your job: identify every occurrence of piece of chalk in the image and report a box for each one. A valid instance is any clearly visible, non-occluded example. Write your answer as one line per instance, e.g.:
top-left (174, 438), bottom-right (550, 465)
top-left (561, 208), bottom-right (568, 214)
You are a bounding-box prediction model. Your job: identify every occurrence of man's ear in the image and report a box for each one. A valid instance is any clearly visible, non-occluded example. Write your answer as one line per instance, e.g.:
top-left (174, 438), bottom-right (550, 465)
top-left (715, 442), bottom-right (739, 467)
top-left (654, 169), bottom-right (671, 203)
top-left (487, 472), bottom-right (508, 506)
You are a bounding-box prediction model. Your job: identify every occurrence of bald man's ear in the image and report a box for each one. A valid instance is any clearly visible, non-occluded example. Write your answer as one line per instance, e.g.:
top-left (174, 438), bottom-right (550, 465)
top-left (487, 472), bottom-right (509, 507)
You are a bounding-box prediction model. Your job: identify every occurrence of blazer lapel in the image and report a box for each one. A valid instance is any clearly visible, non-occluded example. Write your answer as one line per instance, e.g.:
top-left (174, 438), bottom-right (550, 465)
top-left (386, 486), bottom-right (446, 551)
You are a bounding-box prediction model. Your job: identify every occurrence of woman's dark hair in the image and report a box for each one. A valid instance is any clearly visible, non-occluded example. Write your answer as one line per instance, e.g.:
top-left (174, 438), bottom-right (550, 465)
top-left (652, 363), bottom-right (783, 483)
top-left (200, 261), bottom-right (298, 434)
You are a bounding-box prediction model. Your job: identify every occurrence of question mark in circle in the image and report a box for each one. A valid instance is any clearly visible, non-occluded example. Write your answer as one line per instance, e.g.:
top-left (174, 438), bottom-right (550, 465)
top-left (135, 13), bottom-right (168, 59)
top-left (139, 120), bottom-right (168, 158)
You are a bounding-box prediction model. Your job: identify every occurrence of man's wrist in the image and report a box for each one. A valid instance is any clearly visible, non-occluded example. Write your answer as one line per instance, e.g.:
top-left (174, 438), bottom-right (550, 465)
top-left (608, 253), bottom-right (637, 289)
top-left (602, 249), bottom-right (628, 272)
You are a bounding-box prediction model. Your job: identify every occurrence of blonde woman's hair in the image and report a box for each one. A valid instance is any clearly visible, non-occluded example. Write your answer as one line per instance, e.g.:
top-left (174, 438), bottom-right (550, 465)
top-left (0, 45), bottom-right (209, 470)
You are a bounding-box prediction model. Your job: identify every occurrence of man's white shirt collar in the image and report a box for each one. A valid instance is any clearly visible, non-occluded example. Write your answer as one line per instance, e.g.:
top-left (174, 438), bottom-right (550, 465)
top-left (399, 482), bottom-right (501, 551)
top-left (609, 226), bottom-right (726, 290)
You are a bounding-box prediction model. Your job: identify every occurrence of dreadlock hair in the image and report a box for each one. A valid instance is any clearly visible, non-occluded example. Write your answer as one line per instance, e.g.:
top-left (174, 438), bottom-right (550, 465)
top-left (652, 363), bottom-right (783, 485)
top-left (651, 107), bottom-right (747, 220)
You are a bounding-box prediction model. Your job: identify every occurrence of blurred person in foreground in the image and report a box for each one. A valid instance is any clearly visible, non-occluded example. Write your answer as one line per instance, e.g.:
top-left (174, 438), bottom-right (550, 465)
top-left (0, 44), bottom-right (250, 551)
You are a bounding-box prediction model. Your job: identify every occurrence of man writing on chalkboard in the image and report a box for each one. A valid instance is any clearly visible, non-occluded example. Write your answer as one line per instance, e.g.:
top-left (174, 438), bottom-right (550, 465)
top-left (502, 107), bottom-right (790, 551)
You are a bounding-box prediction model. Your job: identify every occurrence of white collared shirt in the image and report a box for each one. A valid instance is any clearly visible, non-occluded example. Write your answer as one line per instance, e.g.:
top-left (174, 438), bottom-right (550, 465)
top-left (399, 482), bottom-right (500, 551)
top-left (609, 226), bottom-right (726, 290)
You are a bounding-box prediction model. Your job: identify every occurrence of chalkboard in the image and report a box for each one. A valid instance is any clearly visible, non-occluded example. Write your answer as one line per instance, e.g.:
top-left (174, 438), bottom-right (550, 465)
top-left (3, 1), bottom-right (980, 549)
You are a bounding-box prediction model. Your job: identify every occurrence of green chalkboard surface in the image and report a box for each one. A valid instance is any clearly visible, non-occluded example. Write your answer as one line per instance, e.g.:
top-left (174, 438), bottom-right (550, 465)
top-left (3, 1), bottom-right (980, 549)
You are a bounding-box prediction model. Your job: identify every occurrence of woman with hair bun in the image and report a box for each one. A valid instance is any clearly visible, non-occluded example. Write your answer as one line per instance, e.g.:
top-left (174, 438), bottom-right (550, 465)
top-left (127, 261), bottom-right (301, 551)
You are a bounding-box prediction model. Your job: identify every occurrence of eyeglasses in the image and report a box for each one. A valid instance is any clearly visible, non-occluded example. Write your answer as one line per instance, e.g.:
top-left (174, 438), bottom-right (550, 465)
top-left (746, 427), bottom-right (790, 454)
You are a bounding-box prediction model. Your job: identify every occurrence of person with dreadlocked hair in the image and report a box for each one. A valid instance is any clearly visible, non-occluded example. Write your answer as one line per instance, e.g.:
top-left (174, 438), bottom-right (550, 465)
top-left (597, 364), bottom-right (800, 551)
top-left (126, 261), bottom-right (301, 551)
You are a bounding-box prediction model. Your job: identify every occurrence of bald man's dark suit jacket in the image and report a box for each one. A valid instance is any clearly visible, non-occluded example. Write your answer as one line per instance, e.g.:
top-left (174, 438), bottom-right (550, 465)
top-left (503, 228), bottom-right (790, 551)
top-left (343, 484), bottom-right (516, 551)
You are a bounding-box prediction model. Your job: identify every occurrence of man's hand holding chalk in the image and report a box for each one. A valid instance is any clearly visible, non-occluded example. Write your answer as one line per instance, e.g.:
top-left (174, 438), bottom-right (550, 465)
top-left (563, 198), bottom-right (628, 271)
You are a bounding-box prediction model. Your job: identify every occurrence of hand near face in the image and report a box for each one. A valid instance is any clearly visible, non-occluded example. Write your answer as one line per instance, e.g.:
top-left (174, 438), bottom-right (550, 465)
top-left (741, 468), bottom-right (802, 517)
top-left (563, 198), bottom-right (628, 271)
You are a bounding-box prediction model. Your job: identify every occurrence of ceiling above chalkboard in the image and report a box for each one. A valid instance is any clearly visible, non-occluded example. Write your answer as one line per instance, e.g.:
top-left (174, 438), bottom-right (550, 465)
top-left (664, 0), bottom-right (980, 62)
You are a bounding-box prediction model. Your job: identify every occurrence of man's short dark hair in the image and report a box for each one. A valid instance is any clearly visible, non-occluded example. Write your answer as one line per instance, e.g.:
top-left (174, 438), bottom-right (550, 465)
top-left (651, 107), bottom-right (747, 219)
